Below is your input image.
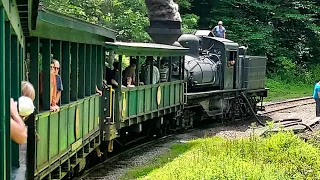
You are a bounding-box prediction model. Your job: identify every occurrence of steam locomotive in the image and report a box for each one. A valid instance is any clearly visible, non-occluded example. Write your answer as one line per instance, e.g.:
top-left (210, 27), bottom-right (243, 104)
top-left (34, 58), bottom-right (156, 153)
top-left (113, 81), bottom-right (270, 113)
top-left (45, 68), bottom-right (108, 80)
top-left (147, 21), bottom-right (267, 122)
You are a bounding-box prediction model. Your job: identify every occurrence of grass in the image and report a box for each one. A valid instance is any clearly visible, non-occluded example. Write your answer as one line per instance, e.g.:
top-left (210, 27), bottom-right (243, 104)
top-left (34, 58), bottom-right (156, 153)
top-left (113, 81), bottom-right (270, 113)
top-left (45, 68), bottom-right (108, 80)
top-left (265, 78), bottom-right (313, 102)
top-left (124, 131), bottom-right (320, 180)
top-left (120, 143), bottom-right (193, 180)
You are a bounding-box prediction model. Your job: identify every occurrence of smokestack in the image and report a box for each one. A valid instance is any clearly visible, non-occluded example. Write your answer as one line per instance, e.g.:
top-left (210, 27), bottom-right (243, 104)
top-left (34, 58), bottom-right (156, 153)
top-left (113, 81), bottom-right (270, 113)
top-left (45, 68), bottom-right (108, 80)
top-left (145, 0), bottom-right (183, 45)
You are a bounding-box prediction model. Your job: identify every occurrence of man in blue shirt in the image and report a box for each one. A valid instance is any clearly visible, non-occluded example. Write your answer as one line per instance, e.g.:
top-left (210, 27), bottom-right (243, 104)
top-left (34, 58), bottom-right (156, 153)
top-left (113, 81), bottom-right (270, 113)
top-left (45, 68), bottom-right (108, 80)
top-left (313, 80), bottom-right (320, 117)
top-left (212, 21), bottom-right (226, 38)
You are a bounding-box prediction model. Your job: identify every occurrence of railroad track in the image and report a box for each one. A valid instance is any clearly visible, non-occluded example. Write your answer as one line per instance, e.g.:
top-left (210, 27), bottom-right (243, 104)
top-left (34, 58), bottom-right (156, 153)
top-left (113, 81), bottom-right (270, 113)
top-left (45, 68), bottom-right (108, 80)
top-left (262, 97), bottom-right (314, 114)
top-left (74, 134), bottom-right (176, 180)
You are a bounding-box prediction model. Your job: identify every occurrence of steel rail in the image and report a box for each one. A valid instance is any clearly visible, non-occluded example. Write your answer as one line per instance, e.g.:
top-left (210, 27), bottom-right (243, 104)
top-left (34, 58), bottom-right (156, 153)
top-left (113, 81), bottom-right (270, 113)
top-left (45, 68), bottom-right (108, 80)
top-left (263, 97), bottom-right (315, 114)
top-left (74, 134), bottom-right (177, 180)
top-left (264, 97), bottom-right (313, 107)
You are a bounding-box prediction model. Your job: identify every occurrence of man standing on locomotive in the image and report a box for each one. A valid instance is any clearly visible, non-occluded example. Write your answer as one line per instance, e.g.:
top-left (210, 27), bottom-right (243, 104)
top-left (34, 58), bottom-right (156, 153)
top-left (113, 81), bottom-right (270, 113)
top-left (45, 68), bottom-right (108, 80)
top-left (212, 21), bottom-right (226, 39)
top-left (313, 80), bottom-right (320, 117)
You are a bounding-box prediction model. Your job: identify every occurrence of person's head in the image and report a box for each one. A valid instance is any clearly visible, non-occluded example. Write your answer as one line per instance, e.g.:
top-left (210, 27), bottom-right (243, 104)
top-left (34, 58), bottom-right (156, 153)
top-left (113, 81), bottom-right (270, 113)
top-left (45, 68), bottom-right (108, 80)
top-left (113, 62), bottom-right (119, 71)
top-left (315, 80), bottom-right (320, 84)
top-left (52, 59), bottom-right (60, 75)
top-left (21, 81), bottom-right (35, 101)
top-left (127, 77), bottom-right (132, 85)
top-left (218, 21), bottom-right (223, 27)
top-left (130, 57), bottom-right (137, 69)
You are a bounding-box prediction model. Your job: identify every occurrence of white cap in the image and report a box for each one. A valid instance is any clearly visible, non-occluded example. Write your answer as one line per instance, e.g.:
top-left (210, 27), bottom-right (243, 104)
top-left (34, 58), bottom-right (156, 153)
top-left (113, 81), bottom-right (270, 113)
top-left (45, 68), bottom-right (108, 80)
top-left (218, 21), bottom-right (223, 25)
top-left (18, 96), bottom-right (35, 116)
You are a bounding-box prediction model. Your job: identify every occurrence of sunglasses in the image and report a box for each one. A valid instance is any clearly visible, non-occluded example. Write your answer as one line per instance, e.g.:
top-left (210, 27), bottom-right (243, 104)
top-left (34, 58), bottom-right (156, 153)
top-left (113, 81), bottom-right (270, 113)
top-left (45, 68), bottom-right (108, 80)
top-left (51, 66), bottom-right (60, 70)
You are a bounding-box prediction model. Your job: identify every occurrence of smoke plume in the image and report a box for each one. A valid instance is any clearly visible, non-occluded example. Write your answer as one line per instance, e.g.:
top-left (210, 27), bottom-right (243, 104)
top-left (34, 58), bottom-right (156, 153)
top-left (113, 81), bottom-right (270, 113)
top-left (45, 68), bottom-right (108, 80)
top-left (145, 0), bottom-right (182, 22)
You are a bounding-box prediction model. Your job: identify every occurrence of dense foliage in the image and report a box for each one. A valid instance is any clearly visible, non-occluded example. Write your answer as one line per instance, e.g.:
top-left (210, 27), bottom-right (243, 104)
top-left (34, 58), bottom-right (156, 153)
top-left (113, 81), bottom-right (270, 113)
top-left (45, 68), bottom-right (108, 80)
top-left (184, 0), bottom-right (320, 82)
top-left (42, 0), bottom-right (320, 83)
top-left (137, 132), bottom-right (320, 179)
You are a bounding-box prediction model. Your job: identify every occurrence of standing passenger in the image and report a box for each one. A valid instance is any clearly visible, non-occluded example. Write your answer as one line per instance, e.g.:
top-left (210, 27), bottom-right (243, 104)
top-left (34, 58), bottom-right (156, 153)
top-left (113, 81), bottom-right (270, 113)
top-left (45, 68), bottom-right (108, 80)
top-left (52, 59), bottom-right (63, 104)
top-left (313, 80), bottom-right (320, 117)
top-left (212, 21), bottom-right (226, 38)
top-left (39, 61), bottom-right (59, 112)
top-left (123, 58), bottom-right (137, 86)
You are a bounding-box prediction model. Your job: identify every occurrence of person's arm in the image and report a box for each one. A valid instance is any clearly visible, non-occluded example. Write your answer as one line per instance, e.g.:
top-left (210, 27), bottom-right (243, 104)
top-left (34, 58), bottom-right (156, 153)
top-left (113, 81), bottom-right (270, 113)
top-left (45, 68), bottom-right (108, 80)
top-left (96, 85), bottom-right (102, 96)
top-left (10, 98), bottom-right (27, 144)
top-left (50, 74), bottom-right (59, 112)
top-left (56, 91), bottom-right (61, 104)
top-left (317, 91), bottom-right (320, 98)
top-left (56, 75), bottom-right (63, 104)
top-left (223, 32), bottom-right (226, 39)
top-left (111, 79), bottom-right (118, 87)
top-left (133, 70), bottom-right (136, 85)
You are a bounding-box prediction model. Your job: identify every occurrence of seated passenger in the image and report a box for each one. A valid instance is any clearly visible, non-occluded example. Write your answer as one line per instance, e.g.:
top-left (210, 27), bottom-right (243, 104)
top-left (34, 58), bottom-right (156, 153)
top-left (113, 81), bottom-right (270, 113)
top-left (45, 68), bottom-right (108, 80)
top-left (123, 58), bottom-right (136, 86)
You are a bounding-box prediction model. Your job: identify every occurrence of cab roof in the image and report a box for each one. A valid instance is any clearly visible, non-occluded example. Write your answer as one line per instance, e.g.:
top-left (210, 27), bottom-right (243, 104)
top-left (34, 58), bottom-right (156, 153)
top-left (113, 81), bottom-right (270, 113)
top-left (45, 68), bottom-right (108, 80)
top-left (105, 41), bottom-right (189, 57)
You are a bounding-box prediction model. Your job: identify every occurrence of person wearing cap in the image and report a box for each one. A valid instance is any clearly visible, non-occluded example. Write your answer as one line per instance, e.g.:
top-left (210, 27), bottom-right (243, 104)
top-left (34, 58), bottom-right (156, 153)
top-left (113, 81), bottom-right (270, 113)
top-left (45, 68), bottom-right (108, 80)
top-left (313, 80), bottom-right (320, 117)
top-left (212, 21), bottom-right (226, 38)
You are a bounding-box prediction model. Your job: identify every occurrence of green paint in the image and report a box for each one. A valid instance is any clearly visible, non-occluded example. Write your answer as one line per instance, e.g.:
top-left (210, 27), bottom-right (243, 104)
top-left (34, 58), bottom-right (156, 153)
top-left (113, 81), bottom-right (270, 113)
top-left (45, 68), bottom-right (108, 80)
top-left (71, 42), bottom-right (78, 101)
top-left (89, 98), bottom-right (95, 131)
top-left (83, 100), bottom-right (89, 135)
top-left (41, 39), bottom-right (51, 110)
top-left (78, 44), bottom-right (85, 98)
top-left (0, 7), bottom-right (7, 180)
top-left (105, 43), bottom-right (188, 57)
top-left (36, 116), bottom-right (49, 167)
top-left (97, 46), bottom-right (103, 90)
top-left (11, 36), bottom-right (19, 99)
top-left (49, 113), bottom-right (59, 158)
top-left (61, 41), bottom-right (70, 104)
top-left (4, 20), bottom-right (11, 178)
top-left (29, 37), bottom-right (40, 112)
top-left (30, 9), bottom-right (116, 45)
top-left (85, 44), bottom-right (92, 96)
top-left (1, 0), bottom-right (25, 46)
top-left (95, 97), bottom-right (100, 127)
top-left (78, 103), bottom-right (84, 138)
top-left (59, 109), bottom-right (68, 152)
top-left (68, 106), bottom-right (76, 145)
top-left (91, 45), bottom-right (97, 94)
top-left (10, 34), bottom-right (20, 168)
